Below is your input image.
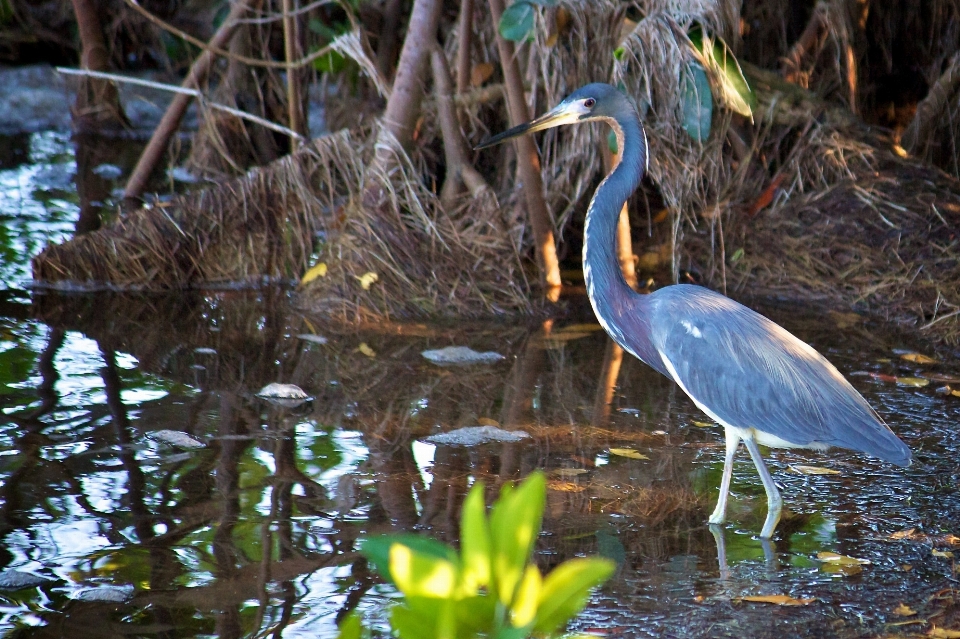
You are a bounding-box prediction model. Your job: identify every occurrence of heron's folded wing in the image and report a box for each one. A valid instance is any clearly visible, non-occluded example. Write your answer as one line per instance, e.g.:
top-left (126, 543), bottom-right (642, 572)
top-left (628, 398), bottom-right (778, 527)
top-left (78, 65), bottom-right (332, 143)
top-left (649, 288), bottom-right (910, 465)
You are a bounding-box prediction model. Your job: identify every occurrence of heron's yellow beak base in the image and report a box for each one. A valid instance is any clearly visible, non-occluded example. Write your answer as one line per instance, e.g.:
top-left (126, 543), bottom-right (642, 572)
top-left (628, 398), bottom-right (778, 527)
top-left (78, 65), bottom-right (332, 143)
top-left (474, 102), bottom-right (582, 150)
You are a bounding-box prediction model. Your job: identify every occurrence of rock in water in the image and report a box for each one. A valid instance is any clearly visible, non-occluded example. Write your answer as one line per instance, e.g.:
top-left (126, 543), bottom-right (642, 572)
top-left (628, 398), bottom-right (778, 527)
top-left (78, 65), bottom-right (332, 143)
top-left (425, 425), bottom-right (530, 446)
top-left (421, 346), bottom-right (504, 366)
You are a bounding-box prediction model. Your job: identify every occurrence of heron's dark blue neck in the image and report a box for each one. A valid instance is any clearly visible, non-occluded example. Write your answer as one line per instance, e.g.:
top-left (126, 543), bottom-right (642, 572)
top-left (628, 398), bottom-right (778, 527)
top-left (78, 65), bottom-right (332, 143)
top-left (583, 111), bottom-right (662, 369)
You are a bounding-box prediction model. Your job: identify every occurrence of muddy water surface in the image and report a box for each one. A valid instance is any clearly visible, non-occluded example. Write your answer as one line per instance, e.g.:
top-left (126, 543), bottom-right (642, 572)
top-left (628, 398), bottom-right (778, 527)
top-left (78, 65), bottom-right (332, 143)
top-left (0, 131), bottom-right (959, 638)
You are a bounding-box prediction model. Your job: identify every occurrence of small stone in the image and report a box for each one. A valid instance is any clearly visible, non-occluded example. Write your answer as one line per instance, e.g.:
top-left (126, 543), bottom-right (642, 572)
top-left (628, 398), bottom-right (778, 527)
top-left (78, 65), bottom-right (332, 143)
top-left (425, 425), bottom-right (530, 446)
top-left (0, 570), bottom-right (51, 590)
top-left (421, 346), bottom-right (504, 366)
top-left (147, 430), bottom-right (205, 450)
top-left (73, 585), bottom-right (134, 602)
top-left (257, 383), bottom-right (312, 407)
top-left (92, 163), bottom-right (123, 179)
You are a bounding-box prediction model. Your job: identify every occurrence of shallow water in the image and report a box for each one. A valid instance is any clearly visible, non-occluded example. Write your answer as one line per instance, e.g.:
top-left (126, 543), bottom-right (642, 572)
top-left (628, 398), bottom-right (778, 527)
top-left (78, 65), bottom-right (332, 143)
top-left (1, 131), bottom-right (959, 638)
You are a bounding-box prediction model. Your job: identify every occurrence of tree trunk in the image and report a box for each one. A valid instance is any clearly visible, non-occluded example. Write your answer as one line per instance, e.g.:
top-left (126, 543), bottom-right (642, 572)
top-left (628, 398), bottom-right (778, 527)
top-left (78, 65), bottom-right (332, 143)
top-left (123, 0), bottom-right (254, 201)
top-left (487, 0), bottom-right (562, 291)
top-left (70, 0), bottom-right (128, 132)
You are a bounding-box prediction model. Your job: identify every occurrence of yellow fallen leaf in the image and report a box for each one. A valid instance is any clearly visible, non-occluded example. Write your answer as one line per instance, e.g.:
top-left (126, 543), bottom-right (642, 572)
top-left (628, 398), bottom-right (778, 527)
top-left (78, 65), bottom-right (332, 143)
top-left (889, 528), bottom-right (918, 540)
top-left (897, 376), bottom-right (931, 387)
top-left (901, 352), bottom-right (937, 364)
top-left (356, 343), bottom-right (376, 357)
top-left (952, 390), bottom-right (960, 398)
top-left (609, 448), bottom-right (649, 460)
top-left (692, 420), bottom-right (715, 428)
top-left (892, 144), bottom-right (909, 158)
top-left (357, 272), bottom-right (379, 290)
top-left (828, 311), bottom-right (861, 329)
top-left (929, 628), bottom-right (960, 638)
top-left (893, 603), bottom-right (917, 616)
top-left (943, 534), bottom-right (960, 546)
top-left (542, 331), bottom-right (594, 342)
top-left (901, 564), bottom-right (913, 572)
top-left (932, 549), bottom-right (955, 559)
top-left (557, 323), bottom-right (603, 333)
top-left (741, 594), bottom-right (815, 606)
top-left (300, 261), bottom-right (328, 285)
top-left (477, 417), bottom-right (500, 427)
top-left (547, 480), bottom-right (586, 493)
top-left (551, 468), bottom-right (588, 477)
top-left (817, 551), bottom-right (871, 565)
top-left (790, 465), bottom-right (841, 475)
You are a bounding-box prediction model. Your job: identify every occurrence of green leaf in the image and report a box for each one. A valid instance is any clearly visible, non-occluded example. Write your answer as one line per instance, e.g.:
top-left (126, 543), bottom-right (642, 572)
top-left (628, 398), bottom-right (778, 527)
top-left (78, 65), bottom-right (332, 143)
top-left (360, 534), bottom-right (458, 586)
top-left (336, 612), bottom-right (363, 639)
top-left (390, 543), bottom-right (459, 598)
top-left (499, 1), bottom-right (535, 42)
top-left (533, 557), bottom-right (615, 635)
top-left (688, 24), bottom-right (756, 118)
top-left (489, 472), bottom-right (546, 606)
top-left (680, 61), bottom-right (712, 142)
top-left (510, 564), bottom-right (542, 627)
top-left (451, 595), bottom-right (498, 635)
top-left (460, 482), bottom-right (492, 592)
top-left (313, 49), bottom-right (346, 74)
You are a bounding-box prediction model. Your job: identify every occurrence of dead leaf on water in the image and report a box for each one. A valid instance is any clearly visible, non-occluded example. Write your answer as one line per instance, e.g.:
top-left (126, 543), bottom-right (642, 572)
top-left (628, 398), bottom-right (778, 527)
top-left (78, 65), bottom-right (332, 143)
top-left (356, 343), bottom-right (376, 357)
top-left (691, 420), bottom-right (715, 428)
top-left (477, 417), bottom-right (500, 427)
top-left (932, 549), bottom-right (955, 559)
top-left (928, 627), bottom-right (960, 638)
top-left (609, 448), bottom-right (649, 460)
top-left (829, 311), bottom-right (862, 329)
top-left (547, 480), bottom-right (586, 493)
top-left (551, 468), bottom-right (588, 477)
top-left (790, 465), bottom-right (841, 475)
top-left (817, 551), bottom-right (871, 565)
top-left (557, 323), bottom-right (603, 333)
top-left (300, 262), bottom-right (327, 285)
top-left (897, 377), bottom-right (931, 387)
top-left (357, 272), bottom-right (378, 290)
top-left (889, 528), bottom-right (919, 540)
top-left (893, 603), bottom-right (917, 617)
top-left (740, 594), bottom-right (815, 606)
top-left (901, 352), bottom-right (937, 364)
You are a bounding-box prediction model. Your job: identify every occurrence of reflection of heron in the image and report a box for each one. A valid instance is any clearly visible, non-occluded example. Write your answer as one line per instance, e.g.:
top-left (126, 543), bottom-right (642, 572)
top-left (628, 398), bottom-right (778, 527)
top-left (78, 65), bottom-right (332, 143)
top-left (477, 83), bottom-right (911, 538)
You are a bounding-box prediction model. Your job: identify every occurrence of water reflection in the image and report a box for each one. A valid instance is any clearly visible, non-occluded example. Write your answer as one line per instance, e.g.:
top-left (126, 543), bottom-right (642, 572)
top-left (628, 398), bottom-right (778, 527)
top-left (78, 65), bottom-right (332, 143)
top-left (0, 290), bottom-right (958, 637)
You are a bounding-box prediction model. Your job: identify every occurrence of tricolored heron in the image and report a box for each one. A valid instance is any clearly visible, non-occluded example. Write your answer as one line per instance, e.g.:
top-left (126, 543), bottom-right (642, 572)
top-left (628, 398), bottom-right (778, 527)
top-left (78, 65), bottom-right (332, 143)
top-left (476, 83), bottom-right (911, 538)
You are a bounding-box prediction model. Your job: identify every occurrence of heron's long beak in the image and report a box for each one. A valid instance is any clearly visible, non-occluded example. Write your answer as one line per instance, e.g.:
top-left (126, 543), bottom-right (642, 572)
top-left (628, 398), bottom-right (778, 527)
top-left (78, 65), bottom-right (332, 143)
top-left (474, 101), bottom-right (581, 150)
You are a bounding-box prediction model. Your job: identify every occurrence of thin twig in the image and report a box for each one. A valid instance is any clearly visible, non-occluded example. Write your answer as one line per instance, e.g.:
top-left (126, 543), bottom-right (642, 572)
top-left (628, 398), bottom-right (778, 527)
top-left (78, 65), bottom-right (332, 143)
top-left (57, 67), bottom-right (304, 140)
top-left (122, 0), bottom-right (338, 70)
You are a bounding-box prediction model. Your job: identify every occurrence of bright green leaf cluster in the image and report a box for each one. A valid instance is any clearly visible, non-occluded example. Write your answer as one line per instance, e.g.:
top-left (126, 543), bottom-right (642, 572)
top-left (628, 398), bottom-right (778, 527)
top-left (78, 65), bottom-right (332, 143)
top-left (688, 24), bottom-right (756, 117)
top-left (354, 472), bottom-right (614, 639)
top-left (498, 0), bottom-right (560, 42)
top-left (679, 23), bottom-right (756, 141)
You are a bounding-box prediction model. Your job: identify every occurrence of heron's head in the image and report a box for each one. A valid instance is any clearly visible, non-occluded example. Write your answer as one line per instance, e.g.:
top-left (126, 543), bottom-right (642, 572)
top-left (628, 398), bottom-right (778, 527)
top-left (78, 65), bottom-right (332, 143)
top-left (475, 83), bottom-right (629, 150)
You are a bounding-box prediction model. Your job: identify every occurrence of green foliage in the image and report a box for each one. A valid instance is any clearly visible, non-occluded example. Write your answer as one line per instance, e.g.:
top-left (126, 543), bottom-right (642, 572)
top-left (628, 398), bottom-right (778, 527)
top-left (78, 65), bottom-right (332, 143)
top-left (309, 18), bottom-right (351, 74)
top-left (498, 0), bottom-right (559, 42)
top-left (358, 472), bottom-right (614, 639)
top-left (499, 2), bottom-right (535, 42)
top-left (680, 61), bottom-right (712, 142)
top-left (687, 24), bottom-right (756, 120)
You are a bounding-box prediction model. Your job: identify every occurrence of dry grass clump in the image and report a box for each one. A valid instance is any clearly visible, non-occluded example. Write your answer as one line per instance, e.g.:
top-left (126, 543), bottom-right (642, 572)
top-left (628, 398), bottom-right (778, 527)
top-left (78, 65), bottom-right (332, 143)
top-left (33, 129), bottom-right (360, 288)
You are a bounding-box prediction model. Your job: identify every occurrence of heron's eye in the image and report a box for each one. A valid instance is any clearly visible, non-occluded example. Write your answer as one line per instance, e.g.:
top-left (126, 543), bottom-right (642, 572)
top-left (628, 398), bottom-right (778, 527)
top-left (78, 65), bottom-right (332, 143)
top-left (584, 98), bottom-right (596, 108)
